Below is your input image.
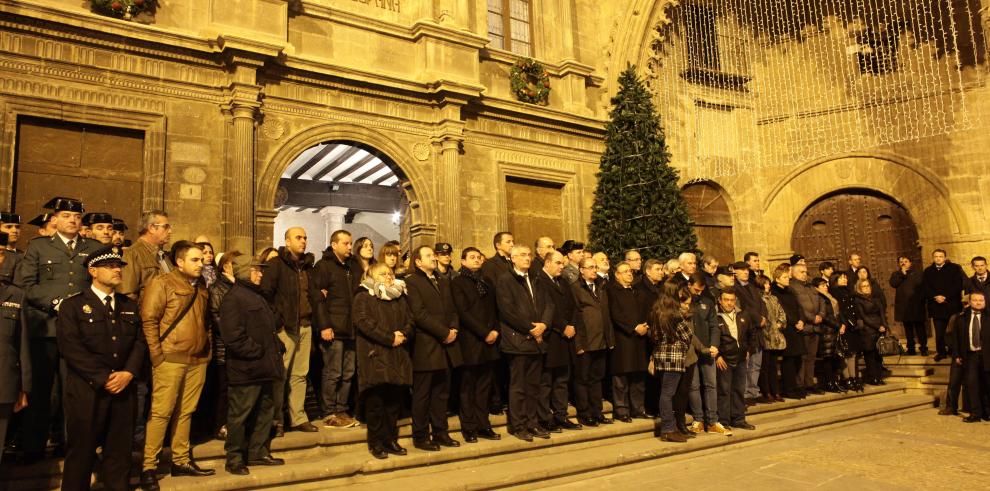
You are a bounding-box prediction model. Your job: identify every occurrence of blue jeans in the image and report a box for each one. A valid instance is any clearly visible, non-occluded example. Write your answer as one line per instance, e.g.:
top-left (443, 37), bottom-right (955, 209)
top-left (746, 348), bottom-right (763, 398)
top-left (659, 371), bottom-right (682, 434)
top-left (689, 359), bottom-right (718, 425)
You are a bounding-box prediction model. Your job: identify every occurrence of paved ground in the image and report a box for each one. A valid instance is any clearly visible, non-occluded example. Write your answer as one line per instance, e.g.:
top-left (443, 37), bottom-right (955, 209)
top-left (541, 409), bottom-right (990, 490)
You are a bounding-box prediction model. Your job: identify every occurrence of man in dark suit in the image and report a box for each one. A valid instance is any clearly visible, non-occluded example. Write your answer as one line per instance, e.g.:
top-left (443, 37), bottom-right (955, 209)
top-left (570, 258), bottom-right (614, 427)
top-left (405, 245), bottom-right (463, 450)
top-left (950, 291), bottom-right (990, 422)
top-left (715, 288), bottom-right (756, 431)
top-left (481, 231), bottom-right (514, 287)
top-left (496, 245), bottom-right (554, 441)
top-left (608, 261), bottom-right (650, 422)
top-left (923, 249), bottom-right (966, 361)
top-left (57, 245), bottom-right (146, 490)
top-left (966, 256), bottom-right (990, 300)
top-left (15, 197), bottom-right (101, 463)
top-left (530, 236), bottom-right (555, 274)
top-left (536, 250), bottom-right (580, 431)
top-left (450, 247), bottom-right (501, 443)
top-left (890, 255), bottom-right (927, 356)
top-left (0, 231), bottom-right (30, 464)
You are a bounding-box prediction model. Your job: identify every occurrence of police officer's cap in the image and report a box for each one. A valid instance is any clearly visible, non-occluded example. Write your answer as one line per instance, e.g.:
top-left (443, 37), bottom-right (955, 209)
top-left (82, 212), bottom-right (113, 226)
top-left (85, 245), bottom-right (127, 269)
top-left (434, 242), bottom-right (453, 255)
top-left (558, 240), bottom-right (585, 255)
top-left (27, 213), bottom-right (52, 227)
top-left (112, 218), bottom-right (128, 232)
top-left (43, 197), bottom-right (84, 213)
top-left (0, 212), bottom-right (21, 224)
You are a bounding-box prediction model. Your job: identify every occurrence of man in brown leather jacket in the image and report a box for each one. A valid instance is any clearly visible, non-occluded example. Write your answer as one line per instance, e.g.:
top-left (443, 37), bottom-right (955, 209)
top-left (139, 241), bottom-right (213, 490)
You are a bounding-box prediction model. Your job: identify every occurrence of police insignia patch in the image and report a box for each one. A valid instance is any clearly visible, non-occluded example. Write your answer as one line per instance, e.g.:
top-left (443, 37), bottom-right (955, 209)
top-left (82, 304), bottom-right (92, 314)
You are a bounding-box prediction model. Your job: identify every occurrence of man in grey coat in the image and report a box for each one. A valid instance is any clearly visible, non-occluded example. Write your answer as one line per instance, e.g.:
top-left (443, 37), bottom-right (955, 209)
top-left (789, 263), bottom-right (826, 394)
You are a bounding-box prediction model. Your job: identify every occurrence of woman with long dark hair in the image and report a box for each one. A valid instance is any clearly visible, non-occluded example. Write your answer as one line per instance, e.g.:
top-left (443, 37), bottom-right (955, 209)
top-left (198, 242), bottom-right (217, 287)
top-left (648, 283), bottom-right (694, 443)
top-left (353, 237), bottom-right (375, 272)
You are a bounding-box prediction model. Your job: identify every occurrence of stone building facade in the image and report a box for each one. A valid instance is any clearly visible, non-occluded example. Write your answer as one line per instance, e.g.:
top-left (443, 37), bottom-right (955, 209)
top-left (0, 0), bottom-right (988, 277)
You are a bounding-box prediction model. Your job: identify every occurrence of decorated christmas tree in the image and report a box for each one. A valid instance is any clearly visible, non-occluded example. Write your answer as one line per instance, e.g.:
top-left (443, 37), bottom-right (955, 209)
top-left (587, 66), bottom-right (698, 261)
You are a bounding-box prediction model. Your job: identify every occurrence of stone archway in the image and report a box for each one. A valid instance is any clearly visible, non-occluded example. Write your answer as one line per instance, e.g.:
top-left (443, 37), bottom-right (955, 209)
top-left (256, 122), bottom-right (437, 253)
top-left (762, 153), bottom-right (966, 259)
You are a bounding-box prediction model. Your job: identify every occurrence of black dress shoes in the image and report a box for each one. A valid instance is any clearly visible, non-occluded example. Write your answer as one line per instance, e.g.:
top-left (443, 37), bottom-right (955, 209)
top-left (962, 415), bottom-right (983, 423)
top-left (172, 461), bottom-right (216, 477)
top-left (434, 434), bottom-right (461, 447)
top-left (477, 428), bottom-right (501, 440)
top-left (225, 462), bottom-right (250, 475)
top-left (414, 439), bottom-right (440, 451)
top-left (558, 419), bottom-right (582, 430)
top-left (616, 415), bottom-right (633, 423)
top-left (385, 441), bottom-right (408, 455)
top-left (581, 417), bottom-right (599, 427)
top-left (529, 426), bottom-right (551, 439)
top-left (370, 447), bottom-right (388, 459)
top-left (247, 455), bottom-right (285, 466)
top-left (140, 470), bottom-right (160, 491)
top-left (543, 421), bottom-right (563, 433)
top-left (597, 416), bottom-right (614, 425)
top-left (461, 431), bottom-right (478, 443)
top-left (631, 412), bottom-right (652, 420)
top-left (513, 429), bottom-right (534, 442)
top-left (733, 422), bottom-right (756, 430)
top-left (292, 422), bottom-right (319, 433)
top-left (938, 408), bottom-right (959, 416)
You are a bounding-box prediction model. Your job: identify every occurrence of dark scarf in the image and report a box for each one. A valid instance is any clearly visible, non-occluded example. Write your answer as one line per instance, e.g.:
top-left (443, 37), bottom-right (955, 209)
top-left (459, 267), bottom-right (489, 297)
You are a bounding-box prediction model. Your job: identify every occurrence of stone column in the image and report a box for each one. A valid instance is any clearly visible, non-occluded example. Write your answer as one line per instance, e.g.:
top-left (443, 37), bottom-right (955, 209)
top-left (320, 206), bottom-right (349, 244)
top-left (436, 136), bottom-right (462, 248)
top-left (223, 101), bottom-right (258, 253)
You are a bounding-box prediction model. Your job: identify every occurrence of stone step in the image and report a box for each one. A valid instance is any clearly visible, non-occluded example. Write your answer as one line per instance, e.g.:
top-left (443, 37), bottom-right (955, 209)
top-left (884, 366), bottom-right (934, 378)
top-left (341, 393), bottom-right (932, 490)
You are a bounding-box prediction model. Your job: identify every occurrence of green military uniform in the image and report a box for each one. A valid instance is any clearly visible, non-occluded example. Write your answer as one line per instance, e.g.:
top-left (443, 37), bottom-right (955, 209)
top-left (0, 254), bottom-right (30, 464)
top-left (14, 203), bottom-right (102, 461)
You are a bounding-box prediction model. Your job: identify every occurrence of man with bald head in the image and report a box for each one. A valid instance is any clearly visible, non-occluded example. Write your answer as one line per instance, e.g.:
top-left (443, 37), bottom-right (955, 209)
top-left (261, 226), bottom-right (327, 434)
top-left (531, 236), bottom-right (555, 273)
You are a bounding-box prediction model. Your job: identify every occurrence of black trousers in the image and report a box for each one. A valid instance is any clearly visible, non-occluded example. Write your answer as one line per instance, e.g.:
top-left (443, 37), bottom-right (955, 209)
top-left (672, 363), bottom-right (695, 428)
top-left (460, 363), bottom-right (494, 432)
top-left (507, 354), bottom-right (542, 433)
top-left (863, 350), bottom-right (884, 381)
top-left (412, 369), bottom-right (450, 440)
top-left (781, 355), bottom-right (802, 395)
top-left (574, 350), bottom-right (607, 420)
top-left (611, 372), bottom-right (646, 418)
top-left (21, 337), bottom-right (62, 455)
top-left (903, 321), bottom-right (928, 353)
top-left (62, 371), bottom-right (135, 491)
top-left (364, 384), bottom-right (403, 449)
top-left (225, 382), bottom-right (274, 466)
top-left (717, 361), bottom-right (749, 426)
top-left (946, 359), bottom-right (965, 412)
top-left (538, 363), bottom-right (571, 424)
top-left (759, 350), bottom-right (780, 397)
top-left (214, 364), bottom-right (229, 432)
top-left (962, 351), bottom-right (989, 417)
top-left (932, 317), bottom-right (950, 356)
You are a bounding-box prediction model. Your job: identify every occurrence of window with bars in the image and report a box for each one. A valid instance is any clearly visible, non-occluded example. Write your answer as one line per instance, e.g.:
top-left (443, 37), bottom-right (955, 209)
top-left (487, 0), bottom-right (533, 57)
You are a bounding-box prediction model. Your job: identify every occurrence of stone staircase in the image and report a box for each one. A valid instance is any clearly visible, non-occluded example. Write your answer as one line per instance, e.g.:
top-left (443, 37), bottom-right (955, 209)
top-left (873, 354), bottom-right (951, 405)
top-left (0, 383), bottom-right (932, 491)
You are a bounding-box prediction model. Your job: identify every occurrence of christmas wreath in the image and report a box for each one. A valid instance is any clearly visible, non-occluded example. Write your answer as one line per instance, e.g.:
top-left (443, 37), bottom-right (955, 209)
top-left (91, 0), bottom-right (156, 20)
top-left (510, 58), bottom-right (550, 106)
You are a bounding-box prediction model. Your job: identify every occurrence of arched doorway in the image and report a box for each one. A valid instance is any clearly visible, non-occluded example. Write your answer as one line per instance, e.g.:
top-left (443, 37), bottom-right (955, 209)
top-left (791, 190), bottom-right (922, 333)
top-left (682, 180), bottom-right (734, 264)
top-left (272, 140), bottom-right (411, 254)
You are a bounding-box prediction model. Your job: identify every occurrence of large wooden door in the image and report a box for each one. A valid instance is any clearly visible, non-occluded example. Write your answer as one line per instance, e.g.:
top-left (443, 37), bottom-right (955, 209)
top-left (505, 177), bottom-right (564, 251)
top-left (14, 116), bottom-right (144, 240)
top-left (682, 181), bottom-right (734, 264)
top-left (791, 191), bottom-right (921, 335)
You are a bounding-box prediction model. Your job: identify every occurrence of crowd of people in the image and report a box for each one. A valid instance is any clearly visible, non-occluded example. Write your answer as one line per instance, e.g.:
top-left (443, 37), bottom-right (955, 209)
top-left (0, 197), bottom-right (988, 491)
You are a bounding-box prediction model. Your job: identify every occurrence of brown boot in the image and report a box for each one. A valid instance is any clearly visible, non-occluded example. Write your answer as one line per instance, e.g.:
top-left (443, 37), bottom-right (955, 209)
top-left (660, 432), bottom-right (688, 443)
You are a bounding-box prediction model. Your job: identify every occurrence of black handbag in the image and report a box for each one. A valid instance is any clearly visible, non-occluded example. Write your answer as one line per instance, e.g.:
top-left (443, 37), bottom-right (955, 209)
top-left (876, 334), bottom-right (904, 357)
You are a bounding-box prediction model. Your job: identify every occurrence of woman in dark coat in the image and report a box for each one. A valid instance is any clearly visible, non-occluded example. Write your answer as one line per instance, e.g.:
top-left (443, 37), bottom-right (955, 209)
top-left (853, 278), bottom-right (888, 386)
top-left (830, 272), bottom-right (863, 391)
top-left (352, 263), bottom-right (414, 459)
top-left (770, 264), bottom-right (807, 399)
top-left (207, 251), bottom-right (240, 440)
top-left (856, 266), bottom-right (887, 312)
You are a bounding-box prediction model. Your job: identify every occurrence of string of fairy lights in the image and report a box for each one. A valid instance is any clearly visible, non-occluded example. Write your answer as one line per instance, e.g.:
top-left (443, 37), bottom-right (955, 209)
top-left (646, 0), bottom-right (982, 180)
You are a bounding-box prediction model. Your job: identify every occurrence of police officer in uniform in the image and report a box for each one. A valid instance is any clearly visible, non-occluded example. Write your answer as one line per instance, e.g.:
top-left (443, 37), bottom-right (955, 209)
top-left (28, 213), bottom-right (57, 238)
top-left (15, 197), bottom-right (101, 462)
top-left (0, 231), bottom-right (30, 463)
top-left (0, 212), bottom-right (23, 282)
top-left (57, 246), bottom-right (144, 490)
top-left (82, 213), bottom-right (114, 246)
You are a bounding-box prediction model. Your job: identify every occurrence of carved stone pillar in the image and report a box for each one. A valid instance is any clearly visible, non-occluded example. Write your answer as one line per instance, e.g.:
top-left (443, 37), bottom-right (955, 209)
top-left (435, 136), bottom-right (462, 248)
top-left (223, 98), bottom-right (259, 253)
top-left (320, 206), bottom-right (349, 243)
